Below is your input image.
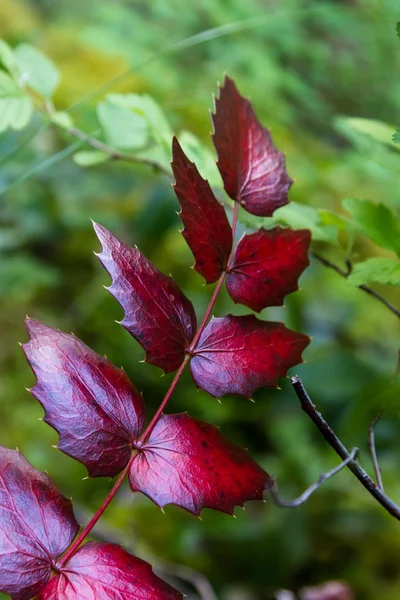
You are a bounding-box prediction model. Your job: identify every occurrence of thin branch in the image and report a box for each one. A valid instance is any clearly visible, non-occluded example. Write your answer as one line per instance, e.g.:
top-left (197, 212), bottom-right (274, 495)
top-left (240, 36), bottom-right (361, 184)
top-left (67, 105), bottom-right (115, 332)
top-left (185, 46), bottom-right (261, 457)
top-left (368, 410), bottom-right (384, 491)
top-left (291, 375), bottom-right (400, 520)
top-left (312, 253), bottom-right (400, 320)
top-left (269, 448), bottom-right (359, 508)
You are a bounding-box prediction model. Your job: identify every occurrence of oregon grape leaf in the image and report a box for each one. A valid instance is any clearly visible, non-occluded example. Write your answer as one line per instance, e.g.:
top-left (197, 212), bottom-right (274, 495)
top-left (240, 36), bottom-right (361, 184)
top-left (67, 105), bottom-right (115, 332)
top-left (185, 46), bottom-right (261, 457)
top-left (212, 76), bottom-right (292, 216)
top-left (130, 413), bottom-right (269, 515)
top-left (190, 315), bottom-right (309, 398)
top-left (226, 227), bottom-right (311, 311)
top-left (94, 223), bottom-right (197, 373)
top-left (172, 136), bottom-right (232, 283)
top-left (0, 446), bottom-right (78, 600)
top-left (23, 319), bottom-right (145, 477)
top-left (38, 542), bottom-right (182, 600)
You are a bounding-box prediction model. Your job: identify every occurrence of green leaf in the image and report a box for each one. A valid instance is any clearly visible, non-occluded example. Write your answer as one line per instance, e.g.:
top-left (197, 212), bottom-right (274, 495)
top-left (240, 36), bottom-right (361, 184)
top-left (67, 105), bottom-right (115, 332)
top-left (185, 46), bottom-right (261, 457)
top-left (237, 201), bottom-right (338, 244)
top-left (177, 130), bottom-right (220, 186)
top-left (393, 129), bottom-right (400, 144)
top-left (13, 44), bottom-right (59, 98)
top-left (348, 258), bottom-right (400, 287)
top-left (0, 40), bottom-right (18, 76)
top-left (0, 71), bottom-right (33, 132)
top-left (49, 111), bottom-right (74, 130)
top-left (107, 93), bottom-right (173, 170)
top-left (396, 21), bottom-right (400, 38)
top-left (97, 99), bottom-right (148, 151)
top-left (343, 198), bottom-right (400, 256)
top-left (73, 150), bottom-right (109, 167)
top-left (335, 116), bottom-right (400, 151)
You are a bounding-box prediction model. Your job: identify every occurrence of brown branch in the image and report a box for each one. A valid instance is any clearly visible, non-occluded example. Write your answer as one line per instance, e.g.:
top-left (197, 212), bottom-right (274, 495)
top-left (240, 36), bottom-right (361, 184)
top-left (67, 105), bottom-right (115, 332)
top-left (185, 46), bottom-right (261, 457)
top-left (291, 375), bottom-right (400, 520)
top-left (269, 448), bottom-right (359, 508)
top-left (312, 253), bottom-right (400, 320)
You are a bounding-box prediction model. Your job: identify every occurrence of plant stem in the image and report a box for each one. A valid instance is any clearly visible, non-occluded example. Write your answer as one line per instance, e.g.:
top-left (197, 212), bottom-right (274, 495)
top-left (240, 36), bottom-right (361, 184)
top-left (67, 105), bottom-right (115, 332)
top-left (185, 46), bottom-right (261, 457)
top-left (139, 201), bottom-right (240, 443)
top-left (291, 375), bottom-right (400, 520)
top-left (58, 460), bottom-right (132, 567)
top-left (269, 447), bottom-right (359, 508)
top-left (368, 410), bottom-right (384, 491)
top-left (312, 253), bottom-right (400, 320)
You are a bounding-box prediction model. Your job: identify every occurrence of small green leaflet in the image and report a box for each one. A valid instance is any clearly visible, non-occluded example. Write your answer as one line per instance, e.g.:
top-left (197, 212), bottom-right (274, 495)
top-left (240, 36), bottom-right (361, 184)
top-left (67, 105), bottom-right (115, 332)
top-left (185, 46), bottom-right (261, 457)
top-left (348, 258), bottom-right (400, 287)
top-left (393, 129), bottom-right (400, 144)
top-left (0, 71), bottom-right (33, 133)
top-left (396, 21), bottom-right (400, 38)
top-left (13, 44), bottom-right (60, 98)
top-left (97, 99), bottom-right (148, 151)
top-left (343, 198), bottom-right (400, 257)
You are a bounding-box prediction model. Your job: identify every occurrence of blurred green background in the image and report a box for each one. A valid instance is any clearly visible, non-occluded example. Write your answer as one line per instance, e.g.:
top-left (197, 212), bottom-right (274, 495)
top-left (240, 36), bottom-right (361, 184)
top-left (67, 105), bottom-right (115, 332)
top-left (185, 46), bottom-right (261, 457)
top-left (1, 0), bottom-right (400, 598)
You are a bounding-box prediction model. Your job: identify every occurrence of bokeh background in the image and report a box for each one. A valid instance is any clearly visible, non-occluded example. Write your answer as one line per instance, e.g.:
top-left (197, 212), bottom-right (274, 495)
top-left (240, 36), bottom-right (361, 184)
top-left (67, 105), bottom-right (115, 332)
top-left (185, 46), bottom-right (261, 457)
top-left (1, 0), bottom-right (400, 598)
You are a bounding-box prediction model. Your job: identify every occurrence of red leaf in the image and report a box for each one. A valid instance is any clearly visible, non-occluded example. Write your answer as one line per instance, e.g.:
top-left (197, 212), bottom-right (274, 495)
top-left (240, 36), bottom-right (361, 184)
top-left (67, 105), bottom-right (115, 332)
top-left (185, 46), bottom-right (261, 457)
top-left (38, 542), bottom-right (182, 599)
top-left (172, 136), bottom-right (232, 283)
top-left (94, 223), bottom-right (197, 373)
top-left (190, 315), bottom-right (309, 398)
top-left (130, 413), bottom-right (269, 515)
top-left (212, 76), bottom-right (292, 217)
top-left (23, 319), bottom-right (145, 477)
top-left (226, 227), bottom-right (311, 311)
top-left (0, 446), bottom-right (78, 600)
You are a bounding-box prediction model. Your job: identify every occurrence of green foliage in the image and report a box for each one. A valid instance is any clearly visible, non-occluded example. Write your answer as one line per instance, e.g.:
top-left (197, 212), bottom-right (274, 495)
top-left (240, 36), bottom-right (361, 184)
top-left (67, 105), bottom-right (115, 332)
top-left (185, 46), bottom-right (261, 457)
top-left (0, 71), bottom-right (33, 132)
top-left (347, 257), bottom-right (400, 286)
top-left (96, 97), bottom-right (148, 150)
top-left (343, 198), bottom-right (400, 256)
top-left (13, 44), bottom-right (59, 98)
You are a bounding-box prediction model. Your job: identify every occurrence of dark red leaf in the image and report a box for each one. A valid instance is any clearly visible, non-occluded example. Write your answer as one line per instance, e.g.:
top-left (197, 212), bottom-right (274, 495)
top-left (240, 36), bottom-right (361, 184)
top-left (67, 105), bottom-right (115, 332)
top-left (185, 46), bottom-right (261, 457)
top-left (130, 413), bottom-right (269, 515)
top-left (190, 315), bottom-right (309, 398)
top-left (94, 223), bottom-right (197, 373)
top-left (226, 227), bottom-right (311, 311)
top-left (38, 541), bottom-right (182, 600)
top-left (0, 446), bottom-right (78, 600)
top-left (172, 136), bottom-right (232, 283)
top-left (212, 76), bottom-right (292, 217)
top-left (23, 319), bottom-right (144, 477)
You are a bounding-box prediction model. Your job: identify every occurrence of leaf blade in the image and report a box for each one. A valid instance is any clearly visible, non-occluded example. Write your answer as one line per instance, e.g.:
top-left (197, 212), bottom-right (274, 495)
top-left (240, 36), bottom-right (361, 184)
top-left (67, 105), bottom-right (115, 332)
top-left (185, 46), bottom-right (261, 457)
top-left (190, 315), bottom-right (309, 398)
top-left (94, 223), bottom-right (197, 373)
top-left (172, 136), bottom-right (232, 283)
top-left (0, 447), bottom-right (78, 600)
top-left (23, 319), bottom-right (145, 477)
top-left (130, 413), bottom-right (269, 515)
top-left (212, 75), bottom-right (292, 216)
top-left (226, 227), bottom-right (311, 311)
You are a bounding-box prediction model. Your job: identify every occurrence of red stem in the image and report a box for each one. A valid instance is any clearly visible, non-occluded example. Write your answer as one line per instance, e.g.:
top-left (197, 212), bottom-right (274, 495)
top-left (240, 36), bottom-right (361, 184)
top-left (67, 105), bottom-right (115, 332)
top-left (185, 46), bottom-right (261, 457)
top-left (139, 200), bottom-right (240, 442)
top-left (58, 459), bottom-right (132, 567)
top-left (59, 201), bottom-right (240, 557)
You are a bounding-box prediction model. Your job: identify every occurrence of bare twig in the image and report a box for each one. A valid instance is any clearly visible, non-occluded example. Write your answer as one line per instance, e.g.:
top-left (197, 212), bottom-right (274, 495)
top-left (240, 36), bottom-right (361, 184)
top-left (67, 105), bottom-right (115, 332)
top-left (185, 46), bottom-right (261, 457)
top-left (368, 411), bottom-right (384, 491)
top-left (312, 253), bottom-right (400, 320)
top-left (269, 448), bottom-right (358, 508)
top-left (291, 375), bottom-right (400, 520)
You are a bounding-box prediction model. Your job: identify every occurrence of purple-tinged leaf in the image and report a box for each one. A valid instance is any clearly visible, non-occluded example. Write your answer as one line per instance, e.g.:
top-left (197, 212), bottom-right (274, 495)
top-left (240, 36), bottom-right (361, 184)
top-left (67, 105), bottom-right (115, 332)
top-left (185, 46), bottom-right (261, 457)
top-left (212, 76), bottom-right (292, 216)
top-left (38, 542), bottom-right (182, 599)
top-left (94, 223), bottom-right (197, 373)
top-left (130, 413), bottom-right (269, 515)
top-left (0, 446), bottom-right (78, 600)
top-left (172, 136), bottom-right (232, 283)
top-left (226, 227), bottom-right (311, 311)
top-left (23, 319), bottom-right (144, 477)
top-left (190, 314), bottom-right (309, 398)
